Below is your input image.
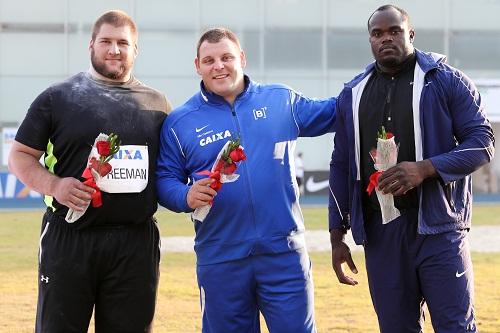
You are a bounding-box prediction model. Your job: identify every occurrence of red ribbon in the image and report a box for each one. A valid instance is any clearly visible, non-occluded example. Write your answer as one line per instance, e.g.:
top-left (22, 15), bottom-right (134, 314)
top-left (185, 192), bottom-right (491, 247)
top-left (198, 170), bottom-right (216, 177)
top-left (366, 170), bottom-right (383, 195)
top-left (197, 154), bottom-right (242, 203)
top-left (82, 167), bottom-right (103, 207)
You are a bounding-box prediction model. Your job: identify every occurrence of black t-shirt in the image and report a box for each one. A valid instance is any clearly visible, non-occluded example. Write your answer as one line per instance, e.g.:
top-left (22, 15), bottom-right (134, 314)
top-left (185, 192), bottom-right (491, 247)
top-left (359, 54), bottom-right (419, 213)
top-left (16, 72), bottom-right (171, 228)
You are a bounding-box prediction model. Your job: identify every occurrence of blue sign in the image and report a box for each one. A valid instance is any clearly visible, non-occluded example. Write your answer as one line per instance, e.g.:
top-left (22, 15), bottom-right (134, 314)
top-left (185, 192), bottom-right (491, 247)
top-left (0, 172), bottom-right (45, 209)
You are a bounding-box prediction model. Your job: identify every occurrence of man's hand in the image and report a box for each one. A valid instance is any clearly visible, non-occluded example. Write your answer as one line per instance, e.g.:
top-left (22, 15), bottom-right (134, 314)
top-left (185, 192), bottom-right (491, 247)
top-left (51, 177), bottom-right (94, 211)
top-left (187, 178), bottom-right (218, 209)
top-left (378, 160), bottom-right (436, 196)
top-left (330, 229), bottom-right (358, 285)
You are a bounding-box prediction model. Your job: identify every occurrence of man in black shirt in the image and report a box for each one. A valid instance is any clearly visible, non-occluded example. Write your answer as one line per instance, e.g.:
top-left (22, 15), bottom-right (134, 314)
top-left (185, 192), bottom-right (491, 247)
top-left (359, 52), bottom-right (418, 214)
top-left (329, 4), bottom-right (494, 333)
top-left (8, 10), bottom-right (171, 332)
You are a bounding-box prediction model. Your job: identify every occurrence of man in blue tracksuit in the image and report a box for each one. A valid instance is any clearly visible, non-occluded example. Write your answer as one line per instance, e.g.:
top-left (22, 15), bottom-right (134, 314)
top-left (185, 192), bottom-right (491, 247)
top-left (157, 28), bottom-right (336, 332)
top-left (329, 5), bottom-right (494, 333)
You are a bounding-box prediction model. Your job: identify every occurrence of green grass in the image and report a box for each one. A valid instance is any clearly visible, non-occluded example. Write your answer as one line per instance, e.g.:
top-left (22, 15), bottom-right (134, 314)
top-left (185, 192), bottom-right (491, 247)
top-left (2, 204), bottom-right (499, 243)
top-left (1, 206), bottom-right (499, 332)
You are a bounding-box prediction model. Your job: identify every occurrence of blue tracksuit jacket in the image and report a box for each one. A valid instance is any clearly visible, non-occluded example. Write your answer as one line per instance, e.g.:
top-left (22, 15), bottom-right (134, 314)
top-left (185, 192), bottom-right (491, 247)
top-left (157, 76), bottom-right (336, 265)
top-left (329, 49), bottom-right (495, 245)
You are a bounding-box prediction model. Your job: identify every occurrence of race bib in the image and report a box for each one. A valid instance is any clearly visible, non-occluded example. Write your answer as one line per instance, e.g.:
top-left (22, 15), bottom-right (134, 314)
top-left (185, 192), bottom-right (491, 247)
top-left (95, 145), bottom-right (149, 193)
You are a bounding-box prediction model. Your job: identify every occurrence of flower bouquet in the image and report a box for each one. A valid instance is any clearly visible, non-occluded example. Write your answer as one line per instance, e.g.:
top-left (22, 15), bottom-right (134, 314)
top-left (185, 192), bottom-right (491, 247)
top-left (192, 136), bottom-right (247, 222)
top-left (65, 133), bottom-right (120, 223)
top-left (366, 127), bottom-right (400, 224)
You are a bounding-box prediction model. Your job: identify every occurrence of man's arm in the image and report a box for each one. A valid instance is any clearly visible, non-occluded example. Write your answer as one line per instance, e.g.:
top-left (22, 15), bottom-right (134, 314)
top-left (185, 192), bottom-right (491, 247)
top-left (328, 93), bottom-right (358, 285)
top-left (330, 228), bottom-right (358, 285)
top-left (8, 141), bottom-right (93, 211)
top-left (292, 90), bottom-right (337, 137)
top-left (156, 122), bottom-right (216, 212)
top-left (379, 69), bottom-right (495, 195)
top-left (428, 70), bottom-right (495, 182)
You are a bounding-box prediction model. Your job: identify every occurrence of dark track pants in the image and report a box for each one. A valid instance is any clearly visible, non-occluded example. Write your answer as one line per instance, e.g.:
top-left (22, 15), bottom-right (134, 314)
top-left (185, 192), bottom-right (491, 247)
top-left (36, 211), bottom-right (160, 333)
top-left (364, 209), bottom-right (476, 333)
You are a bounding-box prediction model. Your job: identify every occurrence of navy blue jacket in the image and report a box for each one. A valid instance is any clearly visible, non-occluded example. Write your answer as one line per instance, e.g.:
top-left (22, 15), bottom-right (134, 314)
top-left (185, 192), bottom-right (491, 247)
top-left (157, 76), bottom-right (336, 264)
top-left (329, 49), bottom-right (495, 245)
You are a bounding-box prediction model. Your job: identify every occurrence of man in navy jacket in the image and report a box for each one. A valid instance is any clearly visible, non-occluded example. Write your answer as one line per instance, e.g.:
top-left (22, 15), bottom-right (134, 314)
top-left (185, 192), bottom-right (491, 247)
top-left (329, 5), bottom-right (494, 332)
top-left (157, 28), bottom-right (336, 333)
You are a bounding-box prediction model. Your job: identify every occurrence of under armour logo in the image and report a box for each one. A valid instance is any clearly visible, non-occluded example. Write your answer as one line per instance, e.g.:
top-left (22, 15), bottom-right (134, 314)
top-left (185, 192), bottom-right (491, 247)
top-left (40, 275), bottom-right (49, 284)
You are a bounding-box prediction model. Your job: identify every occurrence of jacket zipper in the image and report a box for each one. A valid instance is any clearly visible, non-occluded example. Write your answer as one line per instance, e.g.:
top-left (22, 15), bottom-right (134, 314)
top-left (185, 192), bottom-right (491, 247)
top-left (230, 103), bottom-right (259, 238)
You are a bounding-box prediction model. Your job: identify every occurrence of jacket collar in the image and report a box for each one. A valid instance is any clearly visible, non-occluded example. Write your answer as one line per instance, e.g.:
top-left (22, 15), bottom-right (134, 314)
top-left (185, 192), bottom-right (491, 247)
top-left (414, 48), bottom-right (446, 73)
top-left (198, 75), bottom-right (252, 105)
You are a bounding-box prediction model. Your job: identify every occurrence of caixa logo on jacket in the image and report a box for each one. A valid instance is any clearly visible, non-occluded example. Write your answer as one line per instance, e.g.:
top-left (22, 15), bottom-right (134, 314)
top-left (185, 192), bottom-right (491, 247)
top-left (199, 130), bottom-right (232, 147)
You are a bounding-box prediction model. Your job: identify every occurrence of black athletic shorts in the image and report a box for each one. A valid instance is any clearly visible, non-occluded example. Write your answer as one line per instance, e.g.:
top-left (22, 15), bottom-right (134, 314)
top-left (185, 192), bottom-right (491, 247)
top-left (35, 210), bottom-right (161, 333)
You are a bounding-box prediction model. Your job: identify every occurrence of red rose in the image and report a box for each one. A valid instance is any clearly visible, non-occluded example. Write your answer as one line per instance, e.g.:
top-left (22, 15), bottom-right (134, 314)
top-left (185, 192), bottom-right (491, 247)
top-left (230, 148), bottom-right (246, 162)
top-left (88, 157), bottom-right (112, 177)
top-left (96, 141), bottom-right (111, 156)
top-left (97, 162), bottom-right (112, 177)
top-left (386, 132), bottom-right (394, 139)
top-left (88, 157), bottom-right (99, 170)
top-left (229, 150), bottom-right (239, 162)
top-left (223, 163), bottom-right (237, 174)
top-left (214, 160), bottom-right (225, 172)
top-left (238, 148), bottom-right (247, 161)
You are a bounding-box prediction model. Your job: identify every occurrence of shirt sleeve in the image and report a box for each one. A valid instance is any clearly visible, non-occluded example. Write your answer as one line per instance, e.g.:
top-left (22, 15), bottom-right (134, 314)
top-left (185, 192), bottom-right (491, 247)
top-left (429, 68), bottom-right (495, 184)
top-left (15, 87), bottom-right (53, 151)
top-left (328, 92), bottom-right (351, 231)
top-left (290, 89), bottom-right (337, 137)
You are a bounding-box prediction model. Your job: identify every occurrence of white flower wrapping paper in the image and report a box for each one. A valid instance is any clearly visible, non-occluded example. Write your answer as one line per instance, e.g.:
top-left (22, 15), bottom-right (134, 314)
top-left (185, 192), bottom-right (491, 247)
top-left (192, 141), bottom-right (240, 223)
top-left (371, 136), bottom-right (400, 224)
top-left (65, 133), bottom-right (109, 223)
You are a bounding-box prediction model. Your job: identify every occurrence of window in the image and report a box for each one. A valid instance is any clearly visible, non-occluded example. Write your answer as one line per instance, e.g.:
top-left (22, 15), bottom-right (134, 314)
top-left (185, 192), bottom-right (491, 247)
top-left (265, 29), bottom-right (322, 69)
top-left (450, 31), bottom-right (500, 70)
top-left (327, 29), bottom-right (372, 69)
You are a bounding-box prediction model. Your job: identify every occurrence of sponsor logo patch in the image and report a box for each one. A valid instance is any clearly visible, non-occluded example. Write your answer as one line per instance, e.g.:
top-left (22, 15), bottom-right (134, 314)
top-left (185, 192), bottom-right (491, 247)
top-left (253, 106), bottom-right (267, 120)
top-left (305, 176), bottom-right (329, 193)
top-left (455, 268), bottom-right (469, 278)
top-left (196, 124), bottom-right (210, 133)
top-left (199, 130), bottom-right (232, 146)
top-left (113, 149), bottom-right (144, 160)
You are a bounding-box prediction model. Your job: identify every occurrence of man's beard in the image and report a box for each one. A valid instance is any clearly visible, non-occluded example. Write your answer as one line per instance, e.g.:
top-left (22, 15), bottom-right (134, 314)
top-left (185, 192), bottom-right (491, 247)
top-left (378, 57), bottom-right (400, 68)
top-left (90, 49), bottom-right (131, 81)
top-left (375, 46), bottom-right (414, 70)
